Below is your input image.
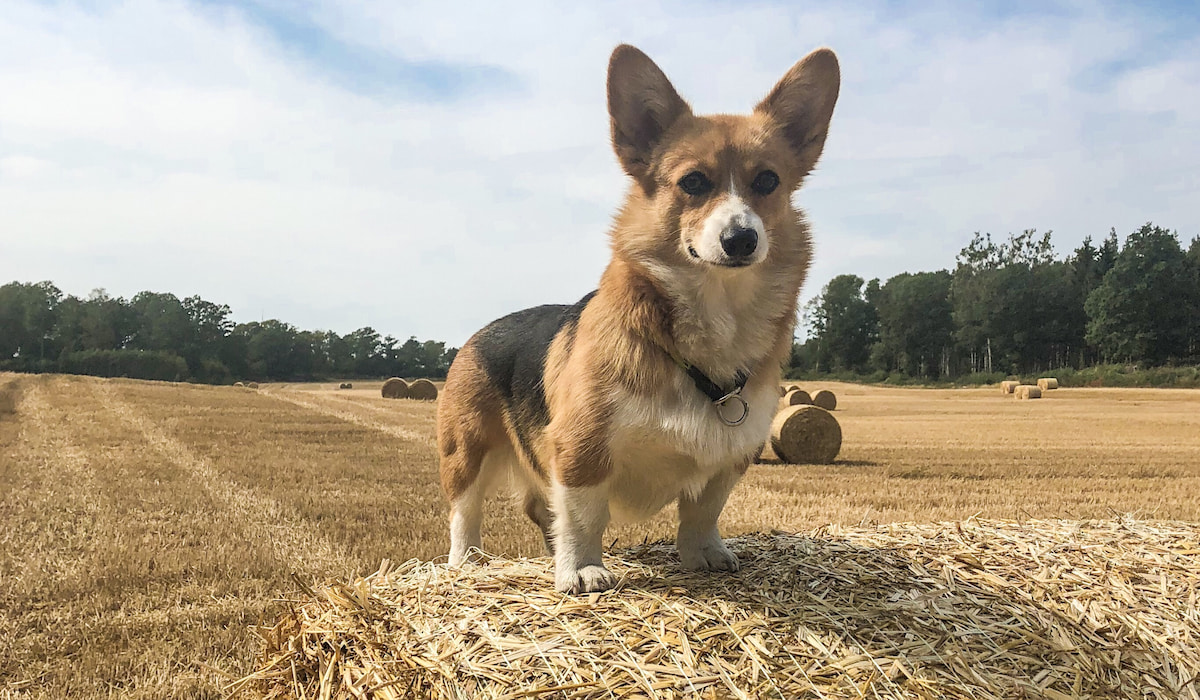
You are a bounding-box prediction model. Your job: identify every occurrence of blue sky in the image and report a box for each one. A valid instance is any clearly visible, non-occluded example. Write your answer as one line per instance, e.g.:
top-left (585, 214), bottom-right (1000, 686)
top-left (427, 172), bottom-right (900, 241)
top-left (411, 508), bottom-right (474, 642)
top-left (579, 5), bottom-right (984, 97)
top-left (1, 0), bottom-right (1198, 345)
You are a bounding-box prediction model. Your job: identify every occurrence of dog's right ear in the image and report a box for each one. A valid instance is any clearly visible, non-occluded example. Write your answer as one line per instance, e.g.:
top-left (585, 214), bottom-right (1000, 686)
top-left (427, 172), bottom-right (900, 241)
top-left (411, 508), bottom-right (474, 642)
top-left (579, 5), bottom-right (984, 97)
top-left (607, 45), bottom-right (691, 180)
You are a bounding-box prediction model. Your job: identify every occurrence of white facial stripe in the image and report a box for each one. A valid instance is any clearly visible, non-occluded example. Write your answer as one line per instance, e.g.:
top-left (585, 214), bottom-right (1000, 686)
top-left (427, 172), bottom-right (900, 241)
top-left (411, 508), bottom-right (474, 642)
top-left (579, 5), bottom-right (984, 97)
top-left (693, 182), bottom-right (768, 266)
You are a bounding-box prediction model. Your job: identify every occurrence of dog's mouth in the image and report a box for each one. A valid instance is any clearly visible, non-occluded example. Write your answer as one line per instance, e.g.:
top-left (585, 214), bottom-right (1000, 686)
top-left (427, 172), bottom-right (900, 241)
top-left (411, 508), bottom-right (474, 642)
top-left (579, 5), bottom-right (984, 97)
top-left (687, 244), bottom-right (754, 268)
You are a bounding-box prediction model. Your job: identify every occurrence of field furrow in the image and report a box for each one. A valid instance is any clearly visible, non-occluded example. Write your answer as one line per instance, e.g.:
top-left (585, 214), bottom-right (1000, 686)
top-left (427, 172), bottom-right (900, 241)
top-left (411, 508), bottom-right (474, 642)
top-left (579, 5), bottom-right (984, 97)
top-left (1, 377), bottom-right (292, 697)
top-left (97, 382), bottom-right (354, 575)
top-left (266, 390), bottom-right (436, 448)
top-left (0, 380), bottom-right (104, 600)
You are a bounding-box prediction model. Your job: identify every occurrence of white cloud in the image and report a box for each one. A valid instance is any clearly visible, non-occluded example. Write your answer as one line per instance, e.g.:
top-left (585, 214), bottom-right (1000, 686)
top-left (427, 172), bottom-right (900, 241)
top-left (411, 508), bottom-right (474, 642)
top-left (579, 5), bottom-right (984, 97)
top-left (0, 0), bottom-right (1197, 344)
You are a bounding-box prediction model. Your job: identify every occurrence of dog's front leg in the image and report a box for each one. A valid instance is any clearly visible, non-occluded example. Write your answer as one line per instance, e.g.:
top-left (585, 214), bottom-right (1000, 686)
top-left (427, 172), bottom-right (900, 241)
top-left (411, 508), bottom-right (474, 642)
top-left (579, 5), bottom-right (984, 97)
top-left (677, 466), bottom-right (742, 572)
top-left (551, 481), bottom-right (616, 594)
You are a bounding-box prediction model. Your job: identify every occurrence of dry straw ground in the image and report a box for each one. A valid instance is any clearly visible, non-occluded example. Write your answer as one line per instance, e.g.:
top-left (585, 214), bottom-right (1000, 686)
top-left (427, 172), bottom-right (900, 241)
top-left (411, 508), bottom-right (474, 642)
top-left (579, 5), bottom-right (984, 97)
top-left (242, 519), bottom-right (1200, 699)
top-left (2, 374), bottom-right (1200, 698)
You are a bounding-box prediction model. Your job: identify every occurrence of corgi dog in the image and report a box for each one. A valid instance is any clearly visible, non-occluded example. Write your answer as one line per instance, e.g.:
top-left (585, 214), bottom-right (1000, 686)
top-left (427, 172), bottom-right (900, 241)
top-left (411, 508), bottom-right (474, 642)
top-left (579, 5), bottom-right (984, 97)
top-left (437, 44), bottom-right (839, 593)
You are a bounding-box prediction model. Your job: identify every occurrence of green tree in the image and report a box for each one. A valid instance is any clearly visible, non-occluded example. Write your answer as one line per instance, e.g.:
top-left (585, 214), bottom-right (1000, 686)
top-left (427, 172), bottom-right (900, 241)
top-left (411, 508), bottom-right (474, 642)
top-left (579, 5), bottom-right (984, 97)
top-left (872, 271), bottom-right (954, 378)
top-left (952, 229), bottom-right (1066, 374)
top-left (181, 296), bottom-right (233, 363)
top-left (1085, 224), bottom-right (1196, 364)
top-left (807, 275), bottom-right (878, 372)
top-left (129, 292), bottom-right (191, 354)
top-left (319, 331), bottom-right (355, 376)
top-left (345, 327), bottom-right (386, 376)
top-left (0, 281), bottom-right (63, 363)
top-left (1066, 235), bottom-right (1118, 366)
top-left (53, 289), bottom-right (135, 354)
top-left (1186, 236), bottom-right (1200, 359)
top-left (238, 320), bottom-right (302, 380)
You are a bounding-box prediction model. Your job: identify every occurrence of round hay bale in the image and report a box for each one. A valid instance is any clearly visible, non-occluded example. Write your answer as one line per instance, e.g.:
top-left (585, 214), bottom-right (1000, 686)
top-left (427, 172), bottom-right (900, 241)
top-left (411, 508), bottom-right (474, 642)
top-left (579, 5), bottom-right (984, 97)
top-left (381, 377), bottom-right (409, 399)
top-left (247, 382), bottom-right (259, 389)
top-left (1015, 385), bottom-right (1042, 400)
top-left (233, 381), bottom-right (245, 387)
top-left (811, 389), bottom-right (837, 411)
top-left (407, 378), bottom-right (438, 401)
top-left (338, 382), bottom-right (353, 390)
top-left (769, 405), bottom-right (841, 464)
top-left (1037, 377), bottom-right (1059, 391)
top-left (241, 519), bottom-right (1200, 699)
top-left (780, 388), bottom-right (812, 407)
top-left (777, 385), bottom-right (786, 397)
top-left (1000, 380), bottom-right (1019, 394)
top-left (786, 384), bottom-right (802, 393)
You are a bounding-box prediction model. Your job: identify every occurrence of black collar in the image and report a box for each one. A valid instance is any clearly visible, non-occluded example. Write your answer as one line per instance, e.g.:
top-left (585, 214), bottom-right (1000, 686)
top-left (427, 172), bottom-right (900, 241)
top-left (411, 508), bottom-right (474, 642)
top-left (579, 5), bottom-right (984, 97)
top-left (672, 354), bottom-right (750, 403)
top-left (662, 347), bottom-right (752, 426)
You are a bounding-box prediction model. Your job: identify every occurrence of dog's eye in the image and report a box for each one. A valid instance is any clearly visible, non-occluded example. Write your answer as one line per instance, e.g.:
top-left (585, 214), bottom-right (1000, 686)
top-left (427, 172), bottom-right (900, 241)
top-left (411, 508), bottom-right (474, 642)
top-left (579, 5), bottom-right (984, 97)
top-left (751, 170), bottom-right (780, 195)
top-left (677, 171), bottom-right (713, 196)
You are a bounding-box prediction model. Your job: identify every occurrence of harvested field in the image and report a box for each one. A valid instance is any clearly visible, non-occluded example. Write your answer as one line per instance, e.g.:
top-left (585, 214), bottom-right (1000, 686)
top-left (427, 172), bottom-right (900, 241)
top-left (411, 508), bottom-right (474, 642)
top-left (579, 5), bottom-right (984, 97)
top-left (2, 374), bottom-right (1200, 697)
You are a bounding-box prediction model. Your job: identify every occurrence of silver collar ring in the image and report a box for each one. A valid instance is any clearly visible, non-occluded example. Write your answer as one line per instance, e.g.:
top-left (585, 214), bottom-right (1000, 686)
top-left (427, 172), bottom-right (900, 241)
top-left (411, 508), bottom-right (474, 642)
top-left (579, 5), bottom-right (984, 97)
top-left (714, 392), bottom-right (749, 427)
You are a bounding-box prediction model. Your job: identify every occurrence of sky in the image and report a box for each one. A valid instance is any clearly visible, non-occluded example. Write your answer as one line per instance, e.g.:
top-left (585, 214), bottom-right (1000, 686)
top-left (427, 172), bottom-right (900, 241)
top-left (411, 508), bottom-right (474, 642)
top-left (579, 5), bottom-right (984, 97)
top-left (1, 1), bottom-right (1198, 346)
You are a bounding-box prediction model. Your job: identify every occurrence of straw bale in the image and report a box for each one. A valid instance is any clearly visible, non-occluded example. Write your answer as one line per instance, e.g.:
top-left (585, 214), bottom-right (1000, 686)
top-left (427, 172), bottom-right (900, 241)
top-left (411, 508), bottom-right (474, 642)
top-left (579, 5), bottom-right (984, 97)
top-left (1037, 377), bottom-right (1059, 391)
top-left (237, 518), bottom-right (1200, 700)
top-left (1000, 380), bottom-right (1019, 394)
top-left (1015, 384), bottom-right (1042, 400)
top-left (811, 388), bottom-right (837, 411)
top-left (381, 377), bottom-right (409, 399)
top-left (247, 382), bottom-right (259, 389)
top-left (338, 382), bottom-right (353, 390)
top-left (780, 388), bottom-right (812, 407)
top-left (770, 404), bottom-right (841, 464)
top-left (786, 383), bottom-right (802, 393)
top-left (408, 378), bottom-right (439, 401)
top-left (233, 381), bottom-right (245, 388)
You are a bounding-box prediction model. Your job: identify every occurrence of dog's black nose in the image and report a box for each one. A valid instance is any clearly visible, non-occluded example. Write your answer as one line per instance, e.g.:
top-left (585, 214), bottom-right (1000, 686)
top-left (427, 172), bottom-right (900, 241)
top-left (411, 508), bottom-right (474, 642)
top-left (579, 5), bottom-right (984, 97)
top-left (720, 227), bottom-right (758, 258)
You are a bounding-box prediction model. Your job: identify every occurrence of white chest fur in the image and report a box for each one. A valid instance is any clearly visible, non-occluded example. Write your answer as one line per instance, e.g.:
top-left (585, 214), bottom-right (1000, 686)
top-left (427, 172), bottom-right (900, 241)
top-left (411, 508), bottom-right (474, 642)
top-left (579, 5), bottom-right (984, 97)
top-left (604, 375), bottom-right (776, 522)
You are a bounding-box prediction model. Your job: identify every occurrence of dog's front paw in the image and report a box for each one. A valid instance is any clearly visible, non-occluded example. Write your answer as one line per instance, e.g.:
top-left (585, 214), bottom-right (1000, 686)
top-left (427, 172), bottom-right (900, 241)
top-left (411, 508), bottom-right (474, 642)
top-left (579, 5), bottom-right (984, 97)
top-left (678, 537), bottom-right (741, 572)
top-left (555, 564), bottom-right (617, 594)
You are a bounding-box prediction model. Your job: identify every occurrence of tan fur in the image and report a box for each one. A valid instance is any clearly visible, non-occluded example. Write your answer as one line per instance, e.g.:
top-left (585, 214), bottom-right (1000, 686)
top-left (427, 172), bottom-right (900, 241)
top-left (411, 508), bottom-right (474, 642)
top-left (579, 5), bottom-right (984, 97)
top-left (437, 345), bottom-right (513, 499)
top-left (437, 44), bottom-right (840, 591)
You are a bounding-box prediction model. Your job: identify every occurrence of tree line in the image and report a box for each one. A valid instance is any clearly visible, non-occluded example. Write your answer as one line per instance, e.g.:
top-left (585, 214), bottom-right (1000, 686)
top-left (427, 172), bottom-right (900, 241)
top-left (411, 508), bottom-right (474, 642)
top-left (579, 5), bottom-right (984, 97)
top-left (5, 222), bottom-right (1197, 386)
top-left (0, 284), bottom-right (457, 383)
top-left (795, 223), bottom-right (1200, 380)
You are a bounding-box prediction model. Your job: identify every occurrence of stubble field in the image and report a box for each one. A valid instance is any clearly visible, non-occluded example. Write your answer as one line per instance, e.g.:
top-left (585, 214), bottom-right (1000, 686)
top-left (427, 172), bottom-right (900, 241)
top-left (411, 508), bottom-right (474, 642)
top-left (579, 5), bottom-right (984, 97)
top-left (2, 372), bottom-right (1199, 698)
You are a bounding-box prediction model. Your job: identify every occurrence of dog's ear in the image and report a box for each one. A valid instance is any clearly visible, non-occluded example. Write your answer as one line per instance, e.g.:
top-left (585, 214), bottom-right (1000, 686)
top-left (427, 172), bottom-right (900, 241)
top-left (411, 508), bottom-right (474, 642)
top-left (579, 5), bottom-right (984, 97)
top-left (755, 48), bottom-right (840, 178)
top-left (607, 44), bottom-right (691, 180)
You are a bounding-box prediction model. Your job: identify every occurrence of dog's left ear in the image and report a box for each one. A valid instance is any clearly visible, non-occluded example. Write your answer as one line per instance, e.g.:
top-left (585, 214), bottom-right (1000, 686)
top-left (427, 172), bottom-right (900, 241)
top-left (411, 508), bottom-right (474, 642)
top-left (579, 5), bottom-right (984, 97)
top-left (755, 48), bottom-right (841, 178)
top-left (608, 44), bottom-right (692, 181)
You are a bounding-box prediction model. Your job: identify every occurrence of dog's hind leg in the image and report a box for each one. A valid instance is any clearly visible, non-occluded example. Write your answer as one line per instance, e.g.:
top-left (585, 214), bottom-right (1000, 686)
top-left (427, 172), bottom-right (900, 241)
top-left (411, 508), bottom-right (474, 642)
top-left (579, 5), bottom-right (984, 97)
top-left (448, 476), bottom-right (485, 566)
top-left (439, 344), bottom-right (514, 566)
top-left (523, 491), bottom-right (555, 555)
top-left (446, 443), bottom-right (519, 565)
